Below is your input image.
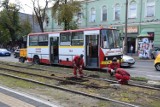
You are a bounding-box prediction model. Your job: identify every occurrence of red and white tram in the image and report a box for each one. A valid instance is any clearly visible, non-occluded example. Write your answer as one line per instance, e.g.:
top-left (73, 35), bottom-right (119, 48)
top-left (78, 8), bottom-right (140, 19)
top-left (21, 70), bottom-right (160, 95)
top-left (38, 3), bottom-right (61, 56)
top-left (26, 27), bottom-right (123, 69)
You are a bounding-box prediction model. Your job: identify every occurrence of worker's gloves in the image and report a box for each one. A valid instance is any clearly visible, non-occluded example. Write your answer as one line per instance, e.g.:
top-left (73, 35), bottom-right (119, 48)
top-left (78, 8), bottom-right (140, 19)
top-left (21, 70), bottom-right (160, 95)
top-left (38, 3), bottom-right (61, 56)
top-left (111, 69), bottom-right (115, 73)
top-left (79, 67), bottom-right (82, 71)
top-left (73, 64), bottom-right (77, 67)
top-left (110, 69), bottom-right (115, 76)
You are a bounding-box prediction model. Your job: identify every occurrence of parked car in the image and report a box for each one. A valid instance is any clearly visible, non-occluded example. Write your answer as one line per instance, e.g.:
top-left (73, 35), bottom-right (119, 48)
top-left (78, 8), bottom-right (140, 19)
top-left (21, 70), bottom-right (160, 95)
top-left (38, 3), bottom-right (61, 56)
top-left (151, 47), bottom-right (160, 59)
top-left (14, 49), bottom-right (20, 58)
top-left (154, 54), bottom-right (160, 71)
top-left (121, 55), bottom-right (135, 67)
top-left (0, 48), bottom-right (11, 56)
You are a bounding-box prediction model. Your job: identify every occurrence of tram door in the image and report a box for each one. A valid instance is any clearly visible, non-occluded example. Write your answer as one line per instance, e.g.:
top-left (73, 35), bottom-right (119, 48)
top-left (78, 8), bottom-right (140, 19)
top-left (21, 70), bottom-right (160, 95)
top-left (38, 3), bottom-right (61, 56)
top-left (86, 35), bottom-right (99, 68)
top-left (50, 37), bottom-right (59, 64)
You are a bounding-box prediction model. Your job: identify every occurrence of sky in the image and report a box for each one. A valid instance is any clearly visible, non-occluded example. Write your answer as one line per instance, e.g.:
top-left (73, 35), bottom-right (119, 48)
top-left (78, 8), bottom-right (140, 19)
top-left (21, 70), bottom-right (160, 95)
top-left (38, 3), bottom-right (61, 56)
top-left (9, 0), bottom-right (33, 14)
top-left (2, 0), bottom-right (82, 14)
top-left (9, 0), bottom-right (53, 14)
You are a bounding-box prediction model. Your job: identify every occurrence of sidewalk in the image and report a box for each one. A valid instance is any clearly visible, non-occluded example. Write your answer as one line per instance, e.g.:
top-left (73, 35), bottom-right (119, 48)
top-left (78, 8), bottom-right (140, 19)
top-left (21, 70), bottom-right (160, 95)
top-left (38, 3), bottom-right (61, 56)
top-left (126, 54), bottom-right (154, 62)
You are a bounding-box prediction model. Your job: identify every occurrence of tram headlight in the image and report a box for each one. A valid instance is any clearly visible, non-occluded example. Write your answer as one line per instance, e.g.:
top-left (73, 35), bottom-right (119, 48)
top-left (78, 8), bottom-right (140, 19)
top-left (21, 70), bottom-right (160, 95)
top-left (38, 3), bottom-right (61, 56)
top-left (105, 57), bottom-right (108, 60)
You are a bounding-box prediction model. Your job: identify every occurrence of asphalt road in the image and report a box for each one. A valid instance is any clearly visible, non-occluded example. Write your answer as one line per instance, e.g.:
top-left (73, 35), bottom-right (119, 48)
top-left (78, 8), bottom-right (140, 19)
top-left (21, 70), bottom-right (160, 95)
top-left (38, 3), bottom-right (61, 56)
top-left (124, 60), bottom-right (160, 81)
top-left (0, 54), bottom-right (160, 81)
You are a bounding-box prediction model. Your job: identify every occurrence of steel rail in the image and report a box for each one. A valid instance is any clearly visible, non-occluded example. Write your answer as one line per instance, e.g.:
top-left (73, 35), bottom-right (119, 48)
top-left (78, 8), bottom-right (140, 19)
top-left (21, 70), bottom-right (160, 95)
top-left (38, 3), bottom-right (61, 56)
top-left (0, 72), bottom-right (138, 107)
top-left (0, 62), bottom-right (160, 91)
top-left (0, 67), bottom-right (103, 89)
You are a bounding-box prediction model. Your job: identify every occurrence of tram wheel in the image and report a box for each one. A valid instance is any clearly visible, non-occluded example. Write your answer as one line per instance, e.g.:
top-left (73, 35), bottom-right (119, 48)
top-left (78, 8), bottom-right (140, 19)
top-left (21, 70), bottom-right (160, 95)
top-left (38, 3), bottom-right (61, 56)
top-left (33, 56), bottom-right (40, 64)
top-left (19, 57), bottom-right (25, 63)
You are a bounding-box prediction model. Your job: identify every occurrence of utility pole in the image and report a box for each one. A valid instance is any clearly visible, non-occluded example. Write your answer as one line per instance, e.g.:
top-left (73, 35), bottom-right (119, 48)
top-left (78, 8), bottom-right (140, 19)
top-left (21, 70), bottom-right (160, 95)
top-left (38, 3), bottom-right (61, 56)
top-left (123, 0), bottom-right (128, 55)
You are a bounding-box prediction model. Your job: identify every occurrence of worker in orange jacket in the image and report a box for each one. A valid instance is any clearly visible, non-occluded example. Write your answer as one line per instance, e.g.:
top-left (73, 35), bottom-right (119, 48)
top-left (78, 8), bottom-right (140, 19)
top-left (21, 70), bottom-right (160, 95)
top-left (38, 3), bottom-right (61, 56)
top-left (108, 57), bottom-right (130, 84)
top-left (72, 54), bottom-right (84, 78)
top-left (115, 68), bottom-right (130, 84)
top-left (108, 57), bottom-right (120, 76)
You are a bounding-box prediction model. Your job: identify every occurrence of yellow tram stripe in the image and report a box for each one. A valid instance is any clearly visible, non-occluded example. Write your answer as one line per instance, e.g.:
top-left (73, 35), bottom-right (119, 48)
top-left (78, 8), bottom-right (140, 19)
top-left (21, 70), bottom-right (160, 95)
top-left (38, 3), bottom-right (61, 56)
top-left (59, 46), bottom-right (84, 48)
top-left (101, 59), bottom-right (123, 65)
top-left (27, 46), bottom-right (48, 48)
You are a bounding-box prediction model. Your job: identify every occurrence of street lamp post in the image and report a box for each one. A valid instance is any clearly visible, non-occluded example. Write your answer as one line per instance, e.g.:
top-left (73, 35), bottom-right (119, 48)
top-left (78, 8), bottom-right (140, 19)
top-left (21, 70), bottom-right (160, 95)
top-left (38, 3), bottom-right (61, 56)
top-left (123, 0), bottom-right (128, 55)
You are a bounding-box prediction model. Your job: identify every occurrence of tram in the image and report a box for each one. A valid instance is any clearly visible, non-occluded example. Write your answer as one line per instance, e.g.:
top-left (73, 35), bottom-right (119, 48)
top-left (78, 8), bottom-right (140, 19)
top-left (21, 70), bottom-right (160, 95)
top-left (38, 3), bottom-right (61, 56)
top-left (23, 27), bottom-right (123, 69)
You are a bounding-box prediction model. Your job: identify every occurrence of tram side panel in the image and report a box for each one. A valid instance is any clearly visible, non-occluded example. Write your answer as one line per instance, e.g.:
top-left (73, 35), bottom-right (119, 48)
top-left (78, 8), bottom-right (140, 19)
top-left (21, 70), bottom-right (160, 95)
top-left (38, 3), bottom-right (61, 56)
top-left (59, 46), bottom-right (84, 66)
top-left (27, 47), bottom-right (50, 64)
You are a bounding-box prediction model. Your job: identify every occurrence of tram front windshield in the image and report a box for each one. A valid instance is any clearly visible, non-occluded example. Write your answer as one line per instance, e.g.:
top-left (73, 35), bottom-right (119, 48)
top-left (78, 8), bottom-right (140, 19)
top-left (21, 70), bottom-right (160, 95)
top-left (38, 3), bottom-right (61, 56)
top-left (101, 29), bottom-right (121, 49)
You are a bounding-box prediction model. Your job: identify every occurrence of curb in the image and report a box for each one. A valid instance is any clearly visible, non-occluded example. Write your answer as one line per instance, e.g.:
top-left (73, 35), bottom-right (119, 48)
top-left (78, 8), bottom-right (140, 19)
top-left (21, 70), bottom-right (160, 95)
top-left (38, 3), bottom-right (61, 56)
top-left (130, 56), bottom-right (154, 62)
top-left (134, 59), bottom-right (154, 62)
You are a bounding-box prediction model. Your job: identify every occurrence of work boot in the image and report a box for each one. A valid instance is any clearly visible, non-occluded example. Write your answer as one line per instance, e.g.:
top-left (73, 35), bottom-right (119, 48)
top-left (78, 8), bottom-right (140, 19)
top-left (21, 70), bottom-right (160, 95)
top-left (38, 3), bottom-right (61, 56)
top-left (80, 75), bottom-right (83, 78)
top-left (74, 75), bottom-right (77, 78)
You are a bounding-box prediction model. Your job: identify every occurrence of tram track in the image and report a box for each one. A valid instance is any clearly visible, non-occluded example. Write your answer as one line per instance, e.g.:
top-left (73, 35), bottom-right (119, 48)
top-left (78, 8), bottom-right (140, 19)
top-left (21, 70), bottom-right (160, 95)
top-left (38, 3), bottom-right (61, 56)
top-left (0, 61), bottom-right (160, 91)
top-left (0, 68), bottom-right (138, 107)
top-left (1, 62), bottom-right (160, 106)
top-left (0, 67), bottom-right (105, 89)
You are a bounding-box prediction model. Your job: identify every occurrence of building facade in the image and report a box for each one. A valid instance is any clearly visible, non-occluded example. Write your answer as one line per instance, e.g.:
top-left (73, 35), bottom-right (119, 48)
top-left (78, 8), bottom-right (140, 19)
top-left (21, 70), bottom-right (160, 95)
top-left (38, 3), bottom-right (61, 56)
top-left (44, 0), bottom-right (160, 55)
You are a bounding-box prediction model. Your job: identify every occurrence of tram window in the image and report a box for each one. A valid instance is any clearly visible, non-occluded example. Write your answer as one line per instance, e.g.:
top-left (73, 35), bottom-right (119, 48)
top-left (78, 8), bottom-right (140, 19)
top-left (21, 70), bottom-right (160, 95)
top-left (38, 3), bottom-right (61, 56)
top-left (29, 36), bottom-right (38, 46)
top-left (113, 30), bottom-right (121, 48)
top-left (101, 30), bottom-right (109, 48)
top-left (71, 32), bottom-right (84, 46)
top-left (38, 34), bottom-right (48, 46)
top-left (107, 30), bottom-right (114, 48)
top-left (60, 32), bottom-right (71, 45)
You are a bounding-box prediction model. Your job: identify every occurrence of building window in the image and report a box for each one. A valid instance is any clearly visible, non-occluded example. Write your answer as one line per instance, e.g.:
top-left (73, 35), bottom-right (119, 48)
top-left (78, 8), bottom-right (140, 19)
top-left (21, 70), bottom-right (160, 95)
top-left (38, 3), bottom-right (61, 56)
top-left (45, 16), bottom-right (49, 26)
top-left (146, 0), bottom-right (155, 17)
top-left (57, 20), bottom-right (61, 26)
top-left (55, 12), bottom-right (61, 25)
top-left (114, 4), bottom-right (120, 20)
top-left (128, 1), bottom-right (137, 18)
top-left (102, 6), bottom-right (107, 21)
top-left (77, 12), bottom-right (82, 24)
top-left (90, 7), bottom-right (96, 22)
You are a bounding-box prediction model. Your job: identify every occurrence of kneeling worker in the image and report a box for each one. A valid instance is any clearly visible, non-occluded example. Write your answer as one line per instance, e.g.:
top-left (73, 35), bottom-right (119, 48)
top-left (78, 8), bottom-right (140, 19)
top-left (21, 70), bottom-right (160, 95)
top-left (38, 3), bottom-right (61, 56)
top-left (72, 54), bottom-right (84, 78)
top-left (108, 57), bottom-right (130, 84)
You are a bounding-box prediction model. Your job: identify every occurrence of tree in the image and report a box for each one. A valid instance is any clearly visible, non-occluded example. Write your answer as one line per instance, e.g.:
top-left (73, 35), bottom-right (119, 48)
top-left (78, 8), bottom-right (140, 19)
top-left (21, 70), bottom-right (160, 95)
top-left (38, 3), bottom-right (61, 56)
top-left (0, 0), bottom-right (32, 46)
top-left (0, 0), bottom-right (21, 43)
top-left (18, 17), bottom-right (32, 39)
top-left (31, 0), bottom-right (50, 32)
top-left (52, 0), bottom-right (81, 30)
top-left (0, 27), bottom-right (10, 45)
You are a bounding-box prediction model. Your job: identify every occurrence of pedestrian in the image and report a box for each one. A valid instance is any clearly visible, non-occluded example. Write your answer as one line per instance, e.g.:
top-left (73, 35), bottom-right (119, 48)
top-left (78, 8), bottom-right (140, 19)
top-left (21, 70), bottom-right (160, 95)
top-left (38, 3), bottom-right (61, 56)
top-left (72, 54), bottom-right (84, 78)
top-left (130, 45), bottom-right (133, 56)
top-left (108, 57), bottom-right (130, 84)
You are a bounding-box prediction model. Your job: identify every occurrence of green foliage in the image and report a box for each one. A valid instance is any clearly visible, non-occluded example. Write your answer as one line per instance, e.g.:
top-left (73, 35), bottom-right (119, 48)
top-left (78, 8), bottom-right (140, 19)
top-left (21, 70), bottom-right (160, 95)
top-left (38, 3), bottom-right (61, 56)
top-left (0, 28), bottom-right (10, 45)
top-left (0, 0), bottom-right (32, 45)
top-left (19, 18), bottom-right (32, 39)
top-left (52, 0), bottom-right (81, 30)
top-left (0, 0), bottom-right (20, 43)
top-left (68, 21), bottom-right (78, 30)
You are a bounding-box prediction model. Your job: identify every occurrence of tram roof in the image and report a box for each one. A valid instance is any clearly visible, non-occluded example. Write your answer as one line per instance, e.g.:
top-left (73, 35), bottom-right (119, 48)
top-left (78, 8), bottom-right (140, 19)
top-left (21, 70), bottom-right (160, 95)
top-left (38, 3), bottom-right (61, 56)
top-left (28, 27), bottom-right (117, 36)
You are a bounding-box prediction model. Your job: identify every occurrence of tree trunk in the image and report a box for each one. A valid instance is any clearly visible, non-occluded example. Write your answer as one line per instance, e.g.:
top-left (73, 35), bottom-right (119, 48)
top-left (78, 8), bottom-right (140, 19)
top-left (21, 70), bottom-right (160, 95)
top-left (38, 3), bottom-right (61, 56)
top-left (64, 0), bottom-right (68, 30)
